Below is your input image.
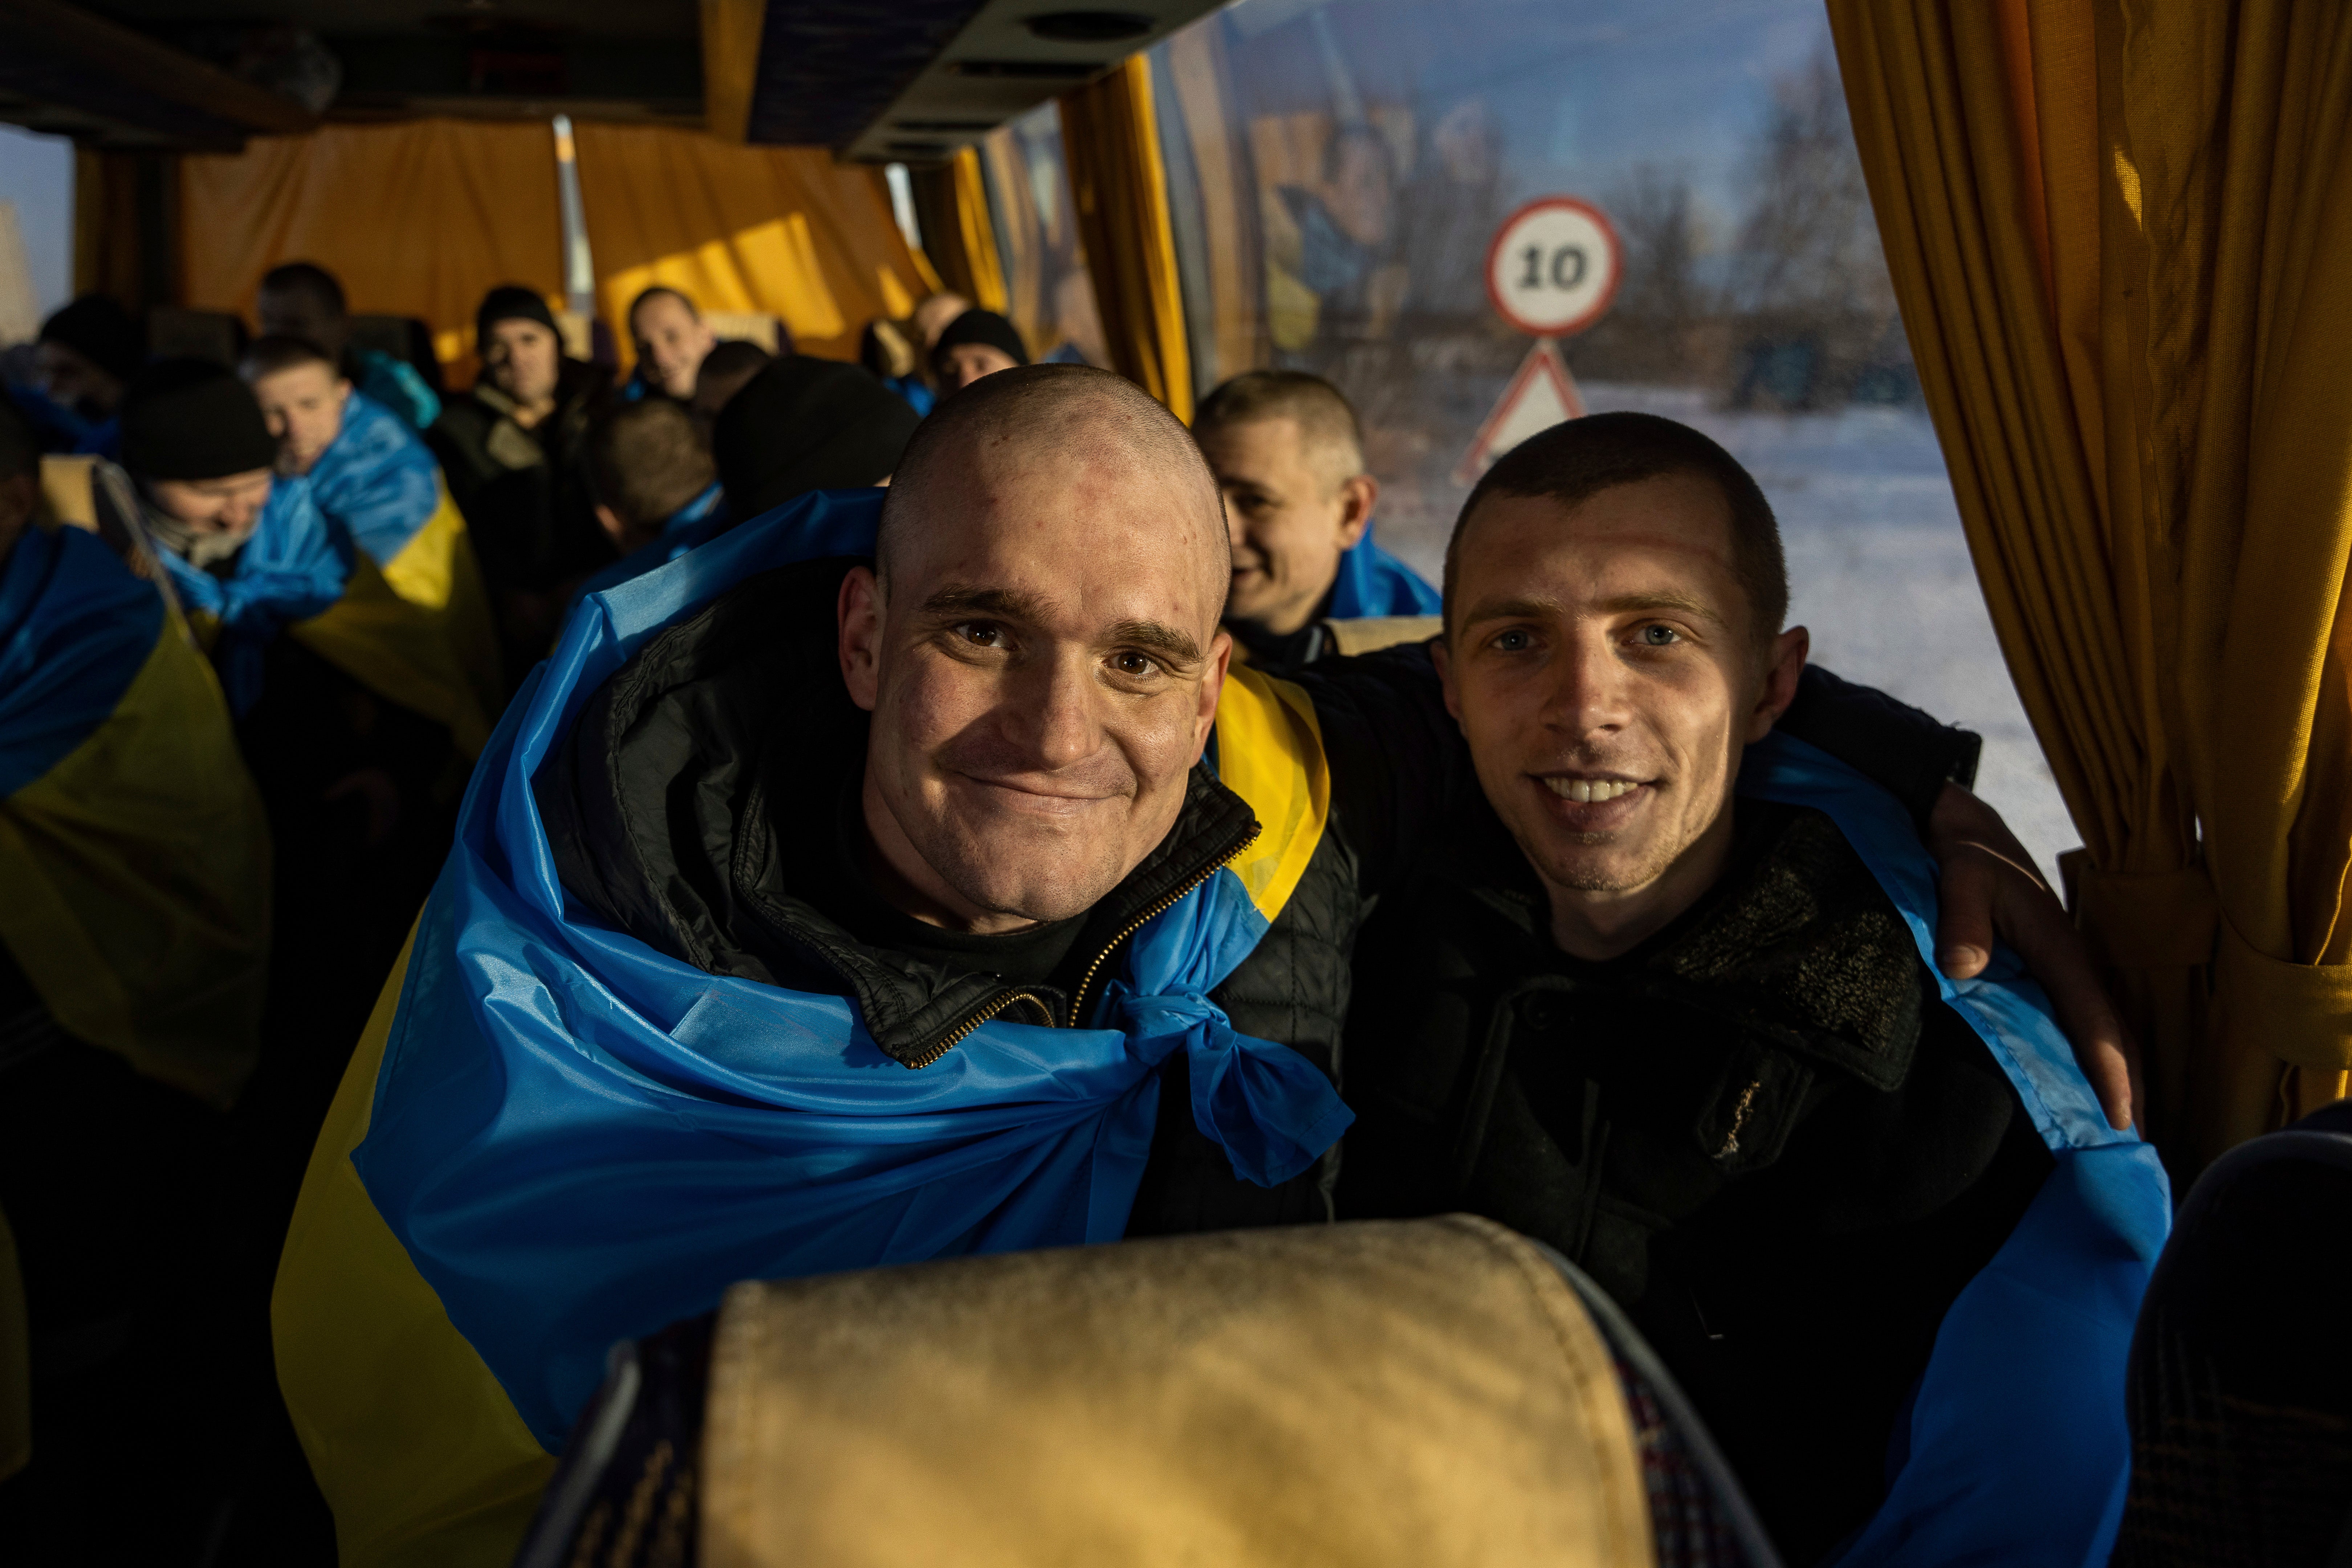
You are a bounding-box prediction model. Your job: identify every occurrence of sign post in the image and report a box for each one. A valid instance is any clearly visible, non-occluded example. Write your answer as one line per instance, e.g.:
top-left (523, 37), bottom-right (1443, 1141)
top-left (1454, 196), bottom-right (1621, 483)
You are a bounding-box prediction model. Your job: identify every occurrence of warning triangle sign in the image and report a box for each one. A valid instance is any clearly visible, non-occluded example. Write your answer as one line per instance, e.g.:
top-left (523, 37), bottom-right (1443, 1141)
top-left (1454, 340), bottom-right (1587, 484)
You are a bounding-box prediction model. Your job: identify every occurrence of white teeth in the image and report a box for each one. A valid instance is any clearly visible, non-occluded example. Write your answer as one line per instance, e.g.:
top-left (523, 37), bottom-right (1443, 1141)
top-left (1542, 777), bottom-right (1638, 803)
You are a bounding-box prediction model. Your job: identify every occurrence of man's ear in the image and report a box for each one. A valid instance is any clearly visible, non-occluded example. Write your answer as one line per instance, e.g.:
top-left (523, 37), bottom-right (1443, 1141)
top-left (839, 565), bottom-right (885, 712)
top-left (1430, 634), bottom-right (1465, 729)
top-left (1195, 628), bottom-right (1234, 761)
top-left (1335, 473), bottom-right (1377, 550)
top-left (1745, 624), bottom-right (1810, 742)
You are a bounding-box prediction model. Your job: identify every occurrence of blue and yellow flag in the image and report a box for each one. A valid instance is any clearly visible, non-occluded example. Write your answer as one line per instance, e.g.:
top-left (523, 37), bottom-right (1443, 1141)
top-left (125, 445), bottom-right (499, 758)
top-left (1740, 733), bottom-right (2169, 1568)
top-left (0, 522), bottom-right (271, 1109)
top-left (274, 488), bottom-right (1350, 1568)
top-left (302, 396), bottom-right (505, 756)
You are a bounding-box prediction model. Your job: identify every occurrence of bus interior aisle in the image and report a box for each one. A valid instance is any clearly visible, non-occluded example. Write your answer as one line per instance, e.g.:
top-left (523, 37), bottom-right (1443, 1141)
top-left (2, 0), bottom-right (2350, 1565)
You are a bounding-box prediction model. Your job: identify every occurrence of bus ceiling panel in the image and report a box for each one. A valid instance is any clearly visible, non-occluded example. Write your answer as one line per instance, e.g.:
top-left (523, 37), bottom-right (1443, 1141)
top-left (0, 0), bottom-right (319, 148)
top-left (729, 0), bottom-right (1226, 161)
top-left (838, 0), bottom-right (1227, 163)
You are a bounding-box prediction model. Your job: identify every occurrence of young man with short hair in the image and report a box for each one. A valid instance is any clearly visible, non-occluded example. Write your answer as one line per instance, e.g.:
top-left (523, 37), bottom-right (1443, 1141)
top-left (586, 397), bottom-right (721, 558)
top-left (624, 285), bottom-right (719, 403)
top-left (256, 261), bottom-right (441, 431)
top-left (1338, 411), bottom-right (2163, 1566)
top-left (1193, 369), bottom-right (1439, 664)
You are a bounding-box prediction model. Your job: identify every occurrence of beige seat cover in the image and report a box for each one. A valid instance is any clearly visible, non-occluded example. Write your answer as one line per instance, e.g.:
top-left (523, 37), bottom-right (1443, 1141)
top-left (701, 1214), bottom-right (1656, 1568)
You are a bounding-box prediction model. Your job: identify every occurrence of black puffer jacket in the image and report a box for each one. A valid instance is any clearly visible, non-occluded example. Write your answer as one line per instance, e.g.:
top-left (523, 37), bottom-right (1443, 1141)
top-left (1337, 793), bottom-right (2051, 1563)
top-left (534, 555), bottom-right (1982, 1239)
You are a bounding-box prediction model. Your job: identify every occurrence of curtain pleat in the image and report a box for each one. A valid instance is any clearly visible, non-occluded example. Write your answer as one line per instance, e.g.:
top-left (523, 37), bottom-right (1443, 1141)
top-left (179, 120), bottom-right (563, 382)
top-left (569, 122), bottom-right (931, 366)
top-left (1828, 0), bottom-right (2352, 1170)
top-left (1060, 57), bottom-right (1194, 421)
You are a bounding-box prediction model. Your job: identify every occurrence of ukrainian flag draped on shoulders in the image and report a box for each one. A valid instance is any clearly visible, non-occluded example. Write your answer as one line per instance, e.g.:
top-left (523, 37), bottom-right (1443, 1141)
top-left (294, 393), bottom-right (504, 758)
top-left (274, 488), bottom-right (1350, 1568)
top-left (0, 522), bottom-right (269, 1108)
top-left (1741, 733), bottom-right (2170, 1568)
top-left (125, 446), bottom-right (497, 757)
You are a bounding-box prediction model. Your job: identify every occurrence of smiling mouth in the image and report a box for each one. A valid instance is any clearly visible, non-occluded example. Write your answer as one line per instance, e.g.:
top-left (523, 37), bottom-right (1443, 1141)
top-left (1540, 777), bottom-right (1644, 804)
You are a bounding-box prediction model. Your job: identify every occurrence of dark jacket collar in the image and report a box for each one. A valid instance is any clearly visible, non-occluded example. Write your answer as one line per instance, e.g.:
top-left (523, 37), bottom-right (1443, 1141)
top-left (1438, 793), bottom-right (1925, 1093)
top-left (536, 557), bottom-right (1259, 1068)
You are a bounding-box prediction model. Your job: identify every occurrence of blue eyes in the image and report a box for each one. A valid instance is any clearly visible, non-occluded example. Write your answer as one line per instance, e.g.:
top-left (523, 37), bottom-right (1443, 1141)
top-left (1640, 624), bottom-right (1681, 645)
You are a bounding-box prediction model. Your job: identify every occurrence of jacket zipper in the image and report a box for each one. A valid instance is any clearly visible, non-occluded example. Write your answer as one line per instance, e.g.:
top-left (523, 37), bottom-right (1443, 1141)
top-left (1065, 822), bottom-right (1261, 1028)
top-left (901, 989), bottom-right (1054, 1070)
top-left (901, 820), bottom-right (1264, 1068)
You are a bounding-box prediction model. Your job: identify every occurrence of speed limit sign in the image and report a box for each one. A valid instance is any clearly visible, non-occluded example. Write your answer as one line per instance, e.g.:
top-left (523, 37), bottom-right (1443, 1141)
top-left (1484, 196), bottom-right (1621, 338)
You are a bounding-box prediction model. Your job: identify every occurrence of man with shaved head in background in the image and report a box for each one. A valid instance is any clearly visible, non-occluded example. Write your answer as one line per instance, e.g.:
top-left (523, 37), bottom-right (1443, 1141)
top-left (276, 368), bottom-right (2120, 1565)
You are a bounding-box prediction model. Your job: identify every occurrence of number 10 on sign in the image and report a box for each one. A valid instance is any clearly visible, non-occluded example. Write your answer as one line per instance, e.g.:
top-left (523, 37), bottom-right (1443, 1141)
top-left (1458, 197), bottom-right (1621, 482)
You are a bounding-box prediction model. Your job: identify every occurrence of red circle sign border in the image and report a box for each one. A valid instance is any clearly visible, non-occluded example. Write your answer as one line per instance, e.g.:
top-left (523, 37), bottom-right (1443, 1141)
top-left (1483, 195), bottom-right (1623, 339)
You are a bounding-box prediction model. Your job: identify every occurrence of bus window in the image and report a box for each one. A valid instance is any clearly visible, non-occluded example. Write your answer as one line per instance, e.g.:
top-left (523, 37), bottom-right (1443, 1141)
top-left (1147, 0), bottom-right (2073, 883)
top-left (980, 104), bottom-right (1107, 369)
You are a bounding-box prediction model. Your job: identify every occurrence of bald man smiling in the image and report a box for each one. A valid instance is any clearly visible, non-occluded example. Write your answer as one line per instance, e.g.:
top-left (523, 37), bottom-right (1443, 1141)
top-left (275, 367), bottom-right (2109, 1565)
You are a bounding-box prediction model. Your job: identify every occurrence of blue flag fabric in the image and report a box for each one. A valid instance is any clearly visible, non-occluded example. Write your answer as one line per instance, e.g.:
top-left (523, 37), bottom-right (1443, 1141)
top-left (0, 524), bottom-right (164, 795)
top-left (571, 481), bottom-right (728, 606)
top-left (306, 390), bottom-right (443, 568)
top-left (153, 475), bottom-right (351, 717)
top-left (349, 486), bottom-right (1352, 1446)
top-left (1327, 525), bottom-right (1441, 620)
top-left (1739, 731), bottom-right (2170, 1568)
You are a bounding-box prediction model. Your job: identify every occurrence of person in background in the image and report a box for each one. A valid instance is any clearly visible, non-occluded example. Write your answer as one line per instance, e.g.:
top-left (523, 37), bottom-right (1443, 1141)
top-left (689, 339), bottom-right (772, 437)
top-left (624, 286), bottom-right (719, 403)
top-left (431, 284), bottom-right (615, 682)
top-left (0, 399), bottom-right (272, 1558)
top-left (571, 354), bottom-right (918, 605)
top-left (931, 308), bottom-right (1029, 396)
top-left (256, 261), bottom-right (441, 432)
top-left (859, 317), bottom-right (934, 416)
top-left (30, 295), bottom-right (145, 455)
top-left (587, 399), bottom-right (722, 562)
top-left (911, 290), bottom-right (971, 351)
top-left (241, 334), bottom-right (503, 753)
top-left (1192, 369), bottom-right (1440, 665)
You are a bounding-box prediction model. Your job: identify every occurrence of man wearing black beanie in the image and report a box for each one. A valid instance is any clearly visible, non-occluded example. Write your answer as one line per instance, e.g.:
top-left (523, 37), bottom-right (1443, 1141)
top-left (431, 282), bottom-right (615, 686)
top-left (713, 354), bottom-right (921, 516)
top-left (117, 357), bottom-right (283, 568)
top-left (931, 308), bottom-right (1030, 396)
top-left (37, 295), bottom-right (147, 424)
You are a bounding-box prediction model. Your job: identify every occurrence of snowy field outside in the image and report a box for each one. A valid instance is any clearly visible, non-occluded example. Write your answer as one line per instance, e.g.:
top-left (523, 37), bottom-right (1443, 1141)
top-left (1370, 385), bottom-right (2080, 889)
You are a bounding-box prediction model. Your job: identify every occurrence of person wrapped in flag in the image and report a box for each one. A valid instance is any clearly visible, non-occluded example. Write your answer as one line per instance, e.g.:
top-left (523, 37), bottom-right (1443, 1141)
top-left (0, 399), bottom-right (271, 1507)
top-left (240, 333), bottom-right (504, 752)
top-left (273, 367), bottom-right (2119, 1567)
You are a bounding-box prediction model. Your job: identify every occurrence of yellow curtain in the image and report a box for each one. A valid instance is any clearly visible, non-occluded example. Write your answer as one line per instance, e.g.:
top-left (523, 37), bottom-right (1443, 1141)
top-left (1828, 0), bottom-right (2352, 1169)
top-left (1060, 57), bottom-right (1194, 421)
top-left (570, 123), bottom-right (933, 367)
top-left (914, 148), bottom-right (1010, 318)
top-left (700, 0), bottom-right (765, 143)
top-left (180, 121), bottom-right (563, 382)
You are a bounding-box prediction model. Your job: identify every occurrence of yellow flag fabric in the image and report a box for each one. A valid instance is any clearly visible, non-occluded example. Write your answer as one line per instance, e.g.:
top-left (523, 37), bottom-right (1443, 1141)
top-left (1061, 57), bottom-right (1195, 422)
top-left (1, 602), bottom-right (271, 1110)
top-left (292, 480), bottom-right (502, 761)
top-left (1828, 0), bottom-right (2352, 1165)
top-left (571, 123), bottom-right (938, 367)
top-left (273, 933), bottom-right (555, 1568)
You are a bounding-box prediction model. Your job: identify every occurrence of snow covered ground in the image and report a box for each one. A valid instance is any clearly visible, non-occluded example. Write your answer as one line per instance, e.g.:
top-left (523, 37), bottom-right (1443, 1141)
top-left (1370, 383), bottom-right (2079, 887)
